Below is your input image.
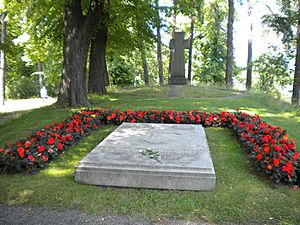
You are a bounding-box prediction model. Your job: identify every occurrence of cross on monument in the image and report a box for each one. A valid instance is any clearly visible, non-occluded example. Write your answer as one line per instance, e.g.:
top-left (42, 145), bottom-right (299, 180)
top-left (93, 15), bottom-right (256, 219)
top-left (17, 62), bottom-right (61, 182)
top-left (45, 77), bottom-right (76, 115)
top-left (169, 32), bottom-right (190, 85)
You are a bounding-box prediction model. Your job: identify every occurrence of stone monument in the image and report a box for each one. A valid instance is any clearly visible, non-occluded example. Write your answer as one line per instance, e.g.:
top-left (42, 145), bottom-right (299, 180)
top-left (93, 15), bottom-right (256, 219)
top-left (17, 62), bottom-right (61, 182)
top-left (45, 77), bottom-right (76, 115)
top-left (169, 32), bottom-right (190, 85)
top-left (75, 123), bottom-right (216, 191)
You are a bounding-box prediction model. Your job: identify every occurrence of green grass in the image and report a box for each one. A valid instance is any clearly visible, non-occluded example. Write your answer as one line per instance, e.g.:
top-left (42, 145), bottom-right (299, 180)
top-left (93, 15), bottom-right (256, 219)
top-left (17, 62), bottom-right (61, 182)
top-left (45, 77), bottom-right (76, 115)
top-left (0, 85), bottom-right (300, 225)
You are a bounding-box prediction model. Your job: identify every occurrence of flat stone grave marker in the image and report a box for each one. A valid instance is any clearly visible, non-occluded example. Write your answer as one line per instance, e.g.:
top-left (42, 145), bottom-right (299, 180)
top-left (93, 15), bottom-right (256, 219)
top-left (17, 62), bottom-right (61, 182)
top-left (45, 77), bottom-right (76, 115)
top-left (75, 123), bottom-right (216, 191)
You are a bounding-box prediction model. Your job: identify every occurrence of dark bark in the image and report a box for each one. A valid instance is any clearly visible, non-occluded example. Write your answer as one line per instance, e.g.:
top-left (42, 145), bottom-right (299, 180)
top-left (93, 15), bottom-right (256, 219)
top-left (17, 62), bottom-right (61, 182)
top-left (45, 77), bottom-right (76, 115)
top-left (225, 0), bottom-right (234, 87)
top-left (246, 0), bottom-right (253, 90)
top-left (0, 12), bottom-right (6, 106)
top-left (88, 0), bottom-right (109, 95)
top-left (57, 0), bottom-right (99, 107)
top-left (168, 0), bottom-right (177, 80)
top-left (140, 40), bottom-right (149, 86)
top-left (188, 15), bottom-right (195, 84)
top-left (292, 1), bottom-right (300, 106)
top-left (155, 0), bottom-right (164, 86)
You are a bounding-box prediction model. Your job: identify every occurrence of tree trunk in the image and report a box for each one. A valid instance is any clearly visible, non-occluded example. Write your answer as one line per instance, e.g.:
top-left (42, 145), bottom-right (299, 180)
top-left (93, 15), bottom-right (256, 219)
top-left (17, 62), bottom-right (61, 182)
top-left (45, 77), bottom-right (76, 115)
top-left (225, 0), bottom-right (234, 87)
top-left (0, 12), bottom-right (6, 106)
top-left (57, 0), bottom-right (99, 107)
top-left (188, 15), bottom-right (195, 84)
top-left (155, 0), bottom-right (164, 86)
top-left (169, 0), bottom-right (177, 81)
top-left (140, 40), bottom-right (149, 86)
top-left (292, 0), bottom-right (300, 106)
top-left (37, 60), bottom-right (44, 92)
top-left (88, 0), bottom-right (109, 95)
top-left (246, 0), bottom-right (253, 90)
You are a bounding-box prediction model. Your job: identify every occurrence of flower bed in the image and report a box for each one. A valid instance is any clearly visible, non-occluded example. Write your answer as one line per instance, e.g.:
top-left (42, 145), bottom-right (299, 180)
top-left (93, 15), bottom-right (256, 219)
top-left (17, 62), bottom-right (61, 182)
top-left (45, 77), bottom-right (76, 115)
top-left (0, 109), bottom-right (299, 185)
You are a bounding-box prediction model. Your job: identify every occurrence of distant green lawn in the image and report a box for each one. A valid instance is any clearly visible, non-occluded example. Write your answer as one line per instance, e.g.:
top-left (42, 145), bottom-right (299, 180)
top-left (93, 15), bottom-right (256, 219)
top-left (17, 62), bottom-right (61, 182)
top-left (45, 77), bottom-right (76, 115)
top-left (0, 85), bottom-right (299, 225)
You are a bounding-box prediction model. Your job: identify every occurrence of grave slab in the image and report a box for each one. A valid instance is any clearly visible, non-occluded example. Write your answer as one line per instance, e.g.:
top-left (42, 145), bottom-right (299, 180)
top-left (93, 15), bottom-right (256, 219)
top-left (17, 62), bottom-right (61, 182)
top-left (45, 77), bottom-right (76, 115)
top-left (75, 123), bottom-right (216, 191)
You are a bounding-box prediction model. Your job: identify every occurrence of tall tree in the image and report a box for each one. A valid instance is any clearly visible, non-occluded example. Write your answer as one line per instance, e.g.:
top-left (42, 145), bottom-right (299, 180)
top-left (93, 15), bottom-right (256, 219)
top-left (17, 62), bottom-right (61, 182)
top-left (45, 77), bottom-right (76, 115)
top-left (225, 0), bottom-right (234, 87)
top-left (292, 0), bottom-right (300, 106)
top-left (0, 12), bottom-right (6, 106)
top-left (169, 0), bottom-right (178, 80)
top-left (88, 0), bottom-right (109, 95)
top-left (57, 0), bottom-right (99, 106)
top-left (37, 59), bottom-right (44, 96)
top-left (155, 0), bottom-right (164, 86)
top-left (246, 0), bottom-right (253, 90)
top-left (140, 39), bottom-right (149, 86)
top-left (188, 15), bottom-right (195, 84)
top-left (263, 0), bottom-right (299, 104)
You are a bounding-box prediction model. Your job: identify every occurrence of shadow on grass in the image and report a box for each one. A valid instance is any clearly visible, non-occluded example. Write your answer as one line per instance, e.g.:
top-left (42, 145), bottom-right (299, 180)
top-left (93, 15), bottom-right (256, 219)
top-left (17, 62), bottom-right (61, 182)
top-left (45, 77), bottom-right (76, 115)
top-left (1, 127), bottom-right (299, 225)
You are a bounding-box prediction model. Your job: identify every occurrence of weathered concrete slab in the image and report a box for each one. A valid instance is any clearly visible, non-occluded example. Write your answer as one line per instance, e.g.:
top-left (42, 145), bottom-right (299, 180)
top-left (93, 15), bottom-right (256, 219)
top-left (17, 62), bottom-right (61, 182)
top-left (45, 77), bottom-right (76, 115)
top-left (75, 123), bottom-right (216, 191)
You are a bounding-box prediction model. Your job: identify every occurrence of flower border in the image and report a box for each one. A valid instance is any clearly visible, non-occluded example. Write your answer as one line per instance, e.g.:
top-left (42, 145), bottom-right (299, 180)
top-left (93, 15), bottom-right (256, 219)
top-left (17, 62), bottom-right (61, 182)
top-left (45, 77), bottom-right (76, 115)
top-left (0, 109), bottom-right (299, 185)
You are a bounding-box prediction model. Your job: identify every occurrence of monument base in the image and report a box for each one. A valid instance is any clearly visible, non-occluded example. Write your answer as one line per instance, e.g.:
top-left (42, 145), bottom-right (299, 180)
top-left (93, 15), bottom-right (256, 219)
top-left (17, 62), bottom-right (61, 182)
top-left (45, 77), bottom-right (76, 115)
top-left (168, 77), bottom-right (188, 85)
top-left (75, 123), bottom-right (216, 191)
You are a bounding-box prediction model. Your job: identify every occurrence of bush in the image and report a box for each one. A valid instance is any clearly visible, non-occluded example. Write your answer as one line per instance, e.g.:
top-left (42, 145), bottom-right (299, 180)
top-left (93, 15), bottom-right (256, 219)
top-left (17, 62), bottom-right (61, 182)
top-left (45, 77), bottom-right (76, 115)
top-left (7, 76), bottom-right (39, 99)
top-left (108, 56), bottom-right (134, 85)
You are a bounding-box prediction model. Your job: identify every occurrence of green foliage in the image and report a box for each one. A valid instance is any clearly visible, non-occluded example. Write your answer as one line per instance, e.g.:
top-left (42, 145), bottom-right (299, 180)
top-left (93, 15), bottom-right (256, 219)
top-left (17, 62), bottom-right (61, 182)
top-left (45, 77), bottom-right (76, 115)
top-left (262, 0), bottom-right (298, 58)
top-left (193, 0), bottom-right (227, 84)
top-left (253, 47), bottom-right (292, 94)
top-left (108, 55), bottom-right (134, 85)
top-left (6, 76), bottom-right (39, 99)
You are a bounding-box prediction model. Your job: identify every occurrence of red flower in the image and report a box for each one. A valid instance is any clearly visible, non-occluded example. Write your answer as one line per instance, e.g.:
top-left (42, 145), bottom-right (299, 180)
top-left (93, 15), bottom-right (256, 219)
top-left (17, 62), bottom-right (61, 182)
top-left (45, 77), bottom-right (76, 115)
top-left (57, 143), bottom-right (63, 150)
top-left (107, 116), bottom-right (112, 121)
top-left (16, 142), bottom-right (22, 147)
top-left (130, 119), bottom-right (136, 123)
top-left (150, 115), bottom-right (155, 119)
top-left (38, 146), bottom-right (45, 153)
top-left (28, 155), bottom-right (35, 162)
top-left (0, 149), bottom-right (3, 154)
top-left (66, 134), bottom-right (73, 141)
top-left (273, 158), bottom-right (280, 166)
top-left (256, 154), bottom-right (263, 161)
top-left (262, 135), bottom-right (271, 143)
top-left (274, 145), bottom-right (282, 152)
top-left (292, 152), bottom-right (300, 161)
top-left (138, 112), bottom-right (143, 118)
top-left (42, 155), bottom-right (48, 161)
top-left (264, 129), bottom-right (270, 134)
top-left (17, 147), bottom-right (25, 158)
top-left (263, 146), bottom-right (270, 154)
top-left (47, 138), bottom-right (55, 145)
top-left (267, 164), bottom-right (273, 170)
top-left (25, 140), bottom-right (31, 148)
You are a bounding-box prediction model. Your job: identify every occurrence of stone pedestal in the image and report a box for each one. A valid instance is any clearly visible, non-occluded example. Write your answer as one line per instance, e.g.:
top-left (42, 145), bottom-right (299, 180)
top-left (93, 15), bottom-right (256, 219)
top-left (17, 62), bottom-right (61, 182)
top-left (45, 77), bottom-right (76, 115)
top-left (75, 123), bottom-right (216, 191)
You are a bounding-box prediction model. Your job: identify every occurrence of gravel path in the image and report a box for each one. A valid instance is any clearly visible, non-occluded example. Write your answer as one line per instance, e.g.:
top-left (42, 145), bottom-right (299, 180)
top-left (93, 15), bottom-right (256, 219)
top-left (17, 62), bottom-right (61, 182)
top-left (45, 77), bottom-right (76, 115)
top-left (0, 98), bottom-right (56, 113)
top-left (0, 204), bottom-right (209, 225)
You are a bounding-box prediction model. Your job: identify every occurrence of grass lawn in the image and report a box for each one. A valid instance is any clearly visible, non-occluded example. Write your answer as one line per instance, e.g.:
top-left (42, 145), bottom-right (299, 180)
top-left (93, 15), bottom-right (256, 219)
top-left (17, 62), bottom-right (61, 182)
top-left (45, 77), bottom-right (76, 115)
top-left (0, 85), bottom-right (299, 225)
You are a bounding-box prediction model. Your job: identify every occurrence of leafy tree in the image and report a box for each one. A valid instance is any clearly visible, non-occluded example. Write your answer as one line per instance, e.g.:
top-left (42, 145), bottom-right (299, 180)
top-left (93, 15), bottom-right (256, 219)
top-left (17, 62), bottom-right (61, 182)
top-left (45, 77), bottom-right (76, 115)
top-left (194, 0), bottom-right (227, 83)
top-left (225, 0), bottom-right (234, 87)
top-left (88, 0), bottom-right (110, 95)
top-left (154, 0), bottom-right (164, 85)
top-left (253, 47), bottom-right (292, 94)
top-left (246, 0), bottom-right (253, 90)
top-left (0, 12), bottom-right (6, 105)
top-left (57, 0), bottom-right (100, 107)
top-left (263, 0), bottom-right (300, 105)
